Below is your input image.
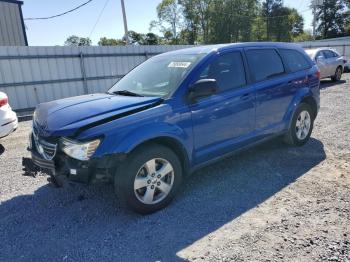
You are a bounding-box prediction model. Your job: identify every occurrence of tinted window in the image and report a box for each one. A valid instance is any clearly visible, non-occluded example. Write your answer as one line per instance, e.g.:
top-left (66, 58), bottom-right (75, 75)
top-left (279, 49), bottom-right (311, 72)
top-left (330, 51), bottom-right (339, 57)
top-left (323, 50), bottom-right (338, 59)
top-left (246, 49), bottom-right (285, 82)
top-left (198, 52), bottom-right (246, 92)
top-left (316, 51), bottom-right (326, 60)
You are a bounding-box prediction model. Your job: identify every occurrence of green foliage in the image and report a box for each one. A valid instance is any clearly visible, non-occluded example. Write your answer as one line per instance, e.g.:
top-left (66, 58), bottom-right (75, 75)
top-left (64, 35), bottom-right (92, 46)
top-left (315, 0), bottom-right (349, 39)
top-left (151, 0), bottom-right (307, 44)
top-left (144, 33), bottom-right (160, 45)
top-left (152, 0), bottom-right (183, 43)
top-left (98, 32), bottom-right (159, 46)
top-left (293, 30), bottom-right (313, 42)
top-left (98, 37), bottom-right (125, 46)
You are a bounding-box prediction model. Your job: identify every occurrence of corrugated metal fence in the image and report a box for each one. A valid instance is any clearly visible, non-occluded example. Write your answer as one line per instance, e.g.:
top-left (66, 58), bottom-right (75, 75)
top-left (299, 39), bottom-right (350, 58)
top-left (0, 45), bottom-right (191, 111)
top-left (2, 41), bottom-right (349, 111)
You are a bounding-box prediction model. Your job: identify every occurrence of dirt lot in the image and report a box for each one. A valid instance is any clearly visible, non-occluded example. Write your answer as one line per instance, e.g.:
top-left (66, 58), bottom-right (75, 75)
top-left (0, 76), bottom-right (350, 262)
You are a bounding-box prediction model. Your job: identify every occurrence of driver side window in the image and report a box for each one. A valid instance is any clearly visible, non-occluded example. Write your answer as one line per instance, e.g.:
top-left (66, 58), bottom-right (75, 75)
top-left (197, 52), bottom-right (247, 92)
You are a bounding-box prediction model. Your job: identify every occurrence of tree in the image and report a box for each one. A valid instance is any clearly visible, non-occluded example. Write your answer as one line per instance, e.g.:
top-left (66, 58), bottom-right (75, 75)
top-left (64, 35), bottom-right (92, 46)
top-left (144, 33), bottom-right (159, 45)
top-left (293, 30), bottom-right (313, 42)
top-left (98, 37), bottom-right (125, 46)
top-left (260, 1), bottom-right (304, 42)
top-left (315, 0), bottom-right (348, 39)
top-left (151, 0), bottom-right (183, 43)
top-left (123, 30), bottom-right (145, 44)
top-left (180, 0), bottom-right (213, 44)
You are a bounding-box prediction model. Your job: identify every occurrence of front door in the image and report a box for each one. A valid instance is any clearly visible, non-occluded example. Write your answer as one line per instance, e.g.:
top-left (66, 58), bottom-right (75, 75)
top-left (189, 50), bottom-right (256, 164)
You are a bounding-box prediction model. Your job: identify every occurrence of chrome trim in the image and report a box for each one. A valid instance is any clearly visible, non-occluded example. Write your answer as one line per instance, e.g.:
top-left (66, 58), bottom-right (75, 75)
top-left (33, 128), bottom-right (57, 161)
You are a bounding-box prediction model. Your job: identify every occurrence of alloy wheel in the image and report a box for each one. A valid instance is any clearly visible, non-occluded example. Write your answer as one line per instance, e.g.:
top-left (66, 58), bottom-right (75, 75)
top-left (133, 158), bottom-right (174, 205)
top-left (295, 110), bottom-right (311, 140)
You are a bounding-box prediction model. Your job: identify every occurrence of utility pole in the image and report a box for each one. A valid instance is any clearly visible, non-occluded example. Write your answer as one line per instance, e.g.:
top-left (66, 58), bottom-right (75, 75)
top-left (120, 0), bottom-right (129, 44)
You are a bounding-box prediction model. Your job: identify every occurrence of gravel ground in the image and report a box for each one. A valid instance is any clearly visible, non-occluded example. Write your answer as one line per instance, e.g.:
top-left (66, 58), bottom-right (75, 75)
top-left (0, 76), bottom-right (350, 262)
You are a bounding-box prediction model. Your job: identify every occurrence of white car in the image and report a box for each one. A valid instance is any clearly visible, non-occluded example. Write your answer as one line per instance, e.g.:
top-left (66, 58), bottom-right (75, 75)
top-left (0, 92), bottom-right (18, 138)
top-left (305, 48), bottom-right (346, 81)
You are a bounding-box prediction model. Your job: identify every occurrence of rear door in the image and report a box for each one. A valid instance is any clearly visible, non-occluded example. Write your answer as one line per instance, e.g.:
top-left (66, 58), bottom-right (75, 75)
top-left (245, 48), bottom-right (294, 133)
top-left (323, 50), bottom-right (338, 76)
top-left (315, 51), bottom-right (329, 78)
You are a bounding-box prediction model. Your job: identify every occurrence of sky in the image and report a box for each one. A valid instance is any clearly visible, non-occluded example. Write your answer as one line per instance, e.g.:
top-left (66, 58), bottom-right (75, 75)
top-left (22, 0), bottom-right (313, 46)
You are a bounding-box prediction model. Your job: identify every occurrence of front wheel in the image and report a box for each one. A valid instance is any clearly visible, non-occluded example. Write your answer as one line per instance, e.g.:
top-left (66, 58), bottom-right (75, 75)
top-left (331, 66), bottom-right (342, 82)
top-left (284, 103), bottom-right (314, 146)
top-left (115, 144), bottom-right (182, 214)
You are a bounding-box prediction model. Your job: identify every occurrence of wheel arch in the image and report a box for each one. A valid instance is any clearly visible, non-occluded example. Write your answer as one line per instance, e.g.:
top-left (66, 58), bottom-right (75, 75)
top-left (300, 96), bottom-right (318, 119)
top-left (127, 136), bottom-right (191, 177)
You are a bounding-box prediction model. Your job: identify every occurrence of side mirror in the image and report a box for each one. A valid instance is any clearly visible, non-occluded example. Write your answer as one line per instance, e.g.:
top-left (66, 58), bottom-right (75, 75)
top-left (188, 79), bottom-right (218, 102)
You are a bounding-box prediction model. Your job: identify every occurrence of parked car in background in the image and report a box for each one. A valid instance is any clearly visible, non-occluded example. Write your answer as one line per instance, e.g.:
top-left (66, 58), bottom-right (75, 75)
top-left (29, 43), bottom-right (320, 214)
top-left (344, 60), bottom-right (350, 73)
top-left (0, 92), bottom-right (18, 138)
top-left (305, 48), bottom-right (346, 81)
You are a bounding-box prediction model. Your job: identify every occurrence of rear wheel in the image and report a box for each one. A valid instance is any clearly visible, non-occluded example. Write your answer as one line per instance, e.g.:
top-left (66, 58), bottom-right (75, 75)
top-left (284, 103), bottom-right (314, 146)
top-left (331, 66), bottom-right (342, 82)
top-left (115, 144), bottom-right (182, 214)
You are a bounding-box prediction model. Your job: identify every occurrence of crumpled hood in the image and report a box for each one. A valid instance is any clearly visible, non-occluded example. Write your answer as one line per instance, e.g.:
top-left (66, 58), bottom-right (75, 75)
top-left (34, 93), bottom-right (162, 137)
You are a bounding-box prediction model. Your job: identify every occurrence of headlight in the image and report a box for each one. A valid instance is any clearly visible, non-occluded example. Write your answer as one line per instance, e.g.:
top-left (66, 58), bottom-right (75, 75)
top-left (60, 138), bottom-right (101, 161)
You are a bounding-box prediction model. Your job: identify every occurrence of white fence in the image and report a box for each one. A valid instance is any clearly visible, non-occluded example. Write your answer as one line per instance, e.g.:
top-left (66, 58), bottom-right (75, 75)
top-left (0, 45), bottom-right (191, 111)
top-left (299, 37), bottom-right (350, 58)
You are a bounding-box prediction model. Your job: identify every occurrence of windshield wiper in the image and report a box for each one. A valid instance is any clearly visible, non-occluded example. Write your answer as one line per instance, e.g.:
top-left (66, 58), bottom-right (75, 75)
top-left (112, 90), bottom-right (144, 97)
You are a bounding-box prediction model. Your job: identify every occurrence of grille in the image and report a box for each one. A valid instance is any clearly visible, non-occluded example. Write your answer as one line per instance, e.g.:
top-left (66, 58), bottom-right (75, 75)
top-left (33, 128), bottom-right (57, 160)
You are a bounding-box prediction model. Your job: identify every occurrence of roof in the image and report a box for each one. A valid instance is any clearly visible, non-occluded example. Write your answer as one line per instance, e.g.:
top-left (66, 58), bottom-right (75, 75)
top-left (159, 42), bottom-right (304, 56)
top-left (305, 47), bottom-right (341, 58)
top-left (0, 0), bottom-right (23, 5)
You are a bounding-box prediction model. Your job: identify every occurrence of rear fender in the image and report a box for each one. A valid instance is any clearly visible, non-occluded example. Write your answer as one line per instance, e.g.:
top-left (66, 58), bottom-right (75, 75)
top-left (284, 88), bottom-right (316, 129)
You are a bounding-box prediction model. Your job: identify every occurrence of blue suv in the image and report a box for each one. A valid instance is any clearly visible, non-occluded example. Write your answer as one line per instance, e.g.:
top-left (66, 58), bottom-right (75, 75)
top-left (29, 43), bottom-right (320, 214)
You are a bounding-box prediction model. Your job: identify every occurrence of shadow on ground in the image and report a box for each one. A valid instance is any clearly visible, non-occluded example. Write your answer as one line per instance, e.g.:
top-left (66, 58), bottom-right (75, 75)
top-left (0, 144), bottom-right (4, 156)
top-left (0, 138), bottom-right (326, 261)
top-left (320, 79), bottom-right (346, 89)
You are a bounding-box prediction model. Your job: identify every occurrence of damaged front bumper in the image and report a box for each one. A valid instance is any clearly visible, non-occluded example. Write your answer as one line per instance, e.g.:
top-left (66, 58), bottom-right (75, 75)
top-left (28, 132), bottom-right (125, 185)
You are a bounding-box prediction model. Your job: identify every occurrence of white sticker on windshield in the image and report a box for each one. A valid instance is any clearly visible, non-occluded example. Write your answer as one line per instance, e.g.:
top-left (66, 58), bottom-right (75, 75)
top-left (168, 61), bottom-right (192, 68)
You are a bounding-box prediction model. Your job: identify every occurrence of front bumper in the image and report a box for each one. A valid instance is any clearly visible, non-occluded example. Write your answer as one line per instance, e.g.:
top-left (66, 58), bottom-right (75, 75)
top-left (0, 113), bottom-right (18, 138)
top-left (28, 133), bottom-right (125, 184)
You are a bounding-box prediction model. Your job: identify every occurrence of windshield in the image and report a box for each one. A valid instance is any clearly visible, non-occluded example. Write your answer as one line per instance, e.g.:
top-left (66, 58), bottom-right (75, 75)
top-left (108, 53), bottom-right (205, 97)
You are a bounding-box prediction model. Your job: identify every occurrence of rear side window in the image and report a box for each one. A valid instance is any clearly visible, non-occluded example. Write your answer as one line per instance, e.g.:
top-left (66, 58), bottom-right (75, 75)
top-left (323, 50), bottom-right (339, 58)
top-left (198, 52), bottom-right (246, 92)
top-left (279, 49), bottom-right (311, 72)
top-left (246, 49), bottom-right (285, 82)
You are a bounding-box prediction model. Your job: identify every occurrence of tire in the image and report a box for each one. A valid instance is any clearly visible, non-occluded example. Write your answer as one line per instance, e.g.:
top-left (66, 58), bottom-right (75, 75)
top-left (283, 103), bottom-right (314, 147)
top-left (331, 66), bottom-right (342, 82)
top-left (114, 144), bottom-right (183, 214)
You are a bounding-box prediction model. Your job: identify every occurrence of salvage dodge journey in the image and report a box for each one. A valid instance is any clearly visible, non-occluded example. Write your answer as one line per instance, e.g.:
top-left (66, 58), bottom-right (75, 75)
top-left (29, 43), bottom-right (320, 214)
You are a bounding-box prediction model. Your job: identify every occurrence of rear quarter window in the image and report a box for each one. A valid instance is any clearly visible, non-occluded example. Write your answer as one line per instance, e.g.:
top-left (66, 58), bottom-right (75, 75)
top-left (279, 49), bottom-right (311, 73)
top-left (246, 49), bottom-right (285, 82)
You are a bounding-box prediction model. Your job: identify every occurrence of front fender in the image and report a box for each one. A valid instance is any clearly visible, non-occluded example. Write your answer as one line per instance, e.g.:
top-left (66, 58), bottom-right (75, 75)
top-left (115, 122), bottom-right (191, 155)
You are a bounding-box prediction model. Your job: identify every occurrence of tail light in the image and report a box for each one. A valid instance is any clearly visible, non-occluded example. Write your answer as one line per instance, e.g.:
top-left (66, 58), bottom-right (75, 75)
top-left (315, 70), bottom-right (321, 79)
top-left (0, 97), bottom-right (8, 107)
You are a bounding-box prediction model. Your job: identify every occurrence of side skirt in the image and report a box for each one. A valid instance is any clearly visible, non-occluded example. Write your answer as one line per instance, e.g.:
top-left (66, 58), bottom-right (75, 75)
top-left (188, 131), bottom-right (287, 175)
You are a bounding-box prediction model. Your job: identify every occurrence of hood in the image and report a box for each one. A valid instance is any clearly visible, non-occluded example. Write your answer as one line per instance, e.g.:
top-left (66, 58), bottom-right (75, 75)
top-left (34, 93), bottom-right (162, 137)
